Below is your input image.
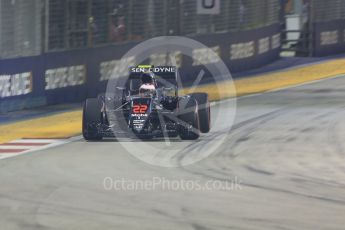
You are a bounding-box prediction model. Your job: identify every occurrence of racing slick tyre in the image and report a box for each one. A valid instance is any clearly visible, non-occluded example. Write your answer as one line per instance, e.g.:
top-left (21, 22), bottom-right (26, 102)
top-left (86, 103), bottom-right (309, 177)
top-left (190, 93), bottom-right (211, 133)
top-left (83, 98), bottom-right (103, 141)
top-left (178, 97), bottom-right (200, 140)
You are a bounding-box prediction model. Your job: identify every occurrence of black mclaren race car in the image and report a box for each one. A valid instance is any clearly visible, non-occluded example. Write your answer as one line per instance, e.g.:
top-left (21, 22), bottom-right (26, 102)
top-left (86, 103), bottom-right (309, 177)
top-left (82, 65), bottom-right (211, 141)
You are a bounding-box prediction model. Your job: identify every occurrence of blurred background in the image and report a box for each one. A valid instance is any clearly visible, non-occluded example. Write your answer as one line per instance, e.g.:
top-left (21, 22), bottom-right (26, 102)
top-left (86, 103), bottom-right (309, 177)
top-left (1, 0), bottom-right (345, 57)
top-left (0, 0), bottom-right (345, 112)
top-left (1, 0), bottom-right (281, 56)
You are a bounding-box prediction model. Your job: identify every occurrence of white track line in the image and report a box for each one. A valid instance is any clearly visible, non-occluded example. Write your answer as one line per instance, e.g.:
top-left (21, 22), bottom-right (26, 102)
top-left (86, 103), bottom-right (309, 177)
top-left (0, 145), bottom-right (33, 150)
top-left (9, 139), bottom-right (63, 144)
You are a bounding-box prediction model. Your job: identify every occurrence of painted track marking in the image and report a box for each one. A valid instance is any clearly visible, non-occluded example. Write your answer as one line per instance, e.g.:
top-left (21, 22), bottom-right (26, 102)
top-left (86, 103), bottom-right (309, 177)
top-left (0, 138), bottom-right (71, 160)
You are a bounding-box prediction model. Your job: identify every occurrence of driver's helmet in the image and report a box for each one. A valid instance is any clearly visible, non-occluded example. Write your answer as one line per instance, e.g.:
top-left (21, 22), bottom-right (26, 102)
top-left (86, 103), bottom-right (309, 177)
top-left (139, 72), bottom-right (156, 96)
top-left (141, 72), bottom-right (154, 84)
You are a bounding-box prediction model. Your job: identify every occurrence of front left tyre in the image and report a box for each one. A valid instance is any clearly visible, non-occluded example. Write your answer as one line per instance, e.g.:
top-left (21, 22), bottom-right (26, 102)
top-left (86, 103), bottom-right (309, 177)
top-left (83, 98), bottom-right (103, 141)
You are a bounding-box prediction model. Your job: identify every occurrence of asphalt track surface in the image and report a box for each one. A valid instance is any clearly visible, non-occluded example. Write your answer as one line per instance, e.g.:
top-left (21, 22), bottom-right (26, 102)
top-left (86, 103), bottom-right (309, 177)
top-left (1, 75), bottom-right (345, 230)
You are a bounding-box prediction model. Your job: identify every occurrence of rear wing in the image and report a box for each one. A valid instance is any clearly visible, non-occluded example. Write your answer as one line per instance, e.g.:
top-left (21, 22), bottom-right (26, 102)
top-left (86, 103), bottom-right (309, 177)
top-left (129, 65), bottom-right (177, 83)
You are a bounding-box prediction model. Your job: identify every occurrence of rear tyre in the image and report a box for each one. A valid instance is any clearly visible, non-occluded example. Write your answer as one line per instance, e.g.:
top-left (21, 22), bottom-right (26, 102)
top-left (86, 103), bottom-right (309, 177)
top-left (178, 97), bottom-right (200, 140)
top-left (190, 93), bottom-right (211, 133)
top-left (83, 98), bottom-right (103, 141)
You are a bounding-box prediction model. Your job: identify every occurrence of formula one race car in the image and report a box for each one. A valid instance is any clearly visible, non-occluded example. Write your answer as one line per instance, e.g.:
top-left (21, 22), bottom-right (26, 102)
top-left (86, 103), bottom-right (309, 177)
top-left (82, 65), bottom-right (210, 141)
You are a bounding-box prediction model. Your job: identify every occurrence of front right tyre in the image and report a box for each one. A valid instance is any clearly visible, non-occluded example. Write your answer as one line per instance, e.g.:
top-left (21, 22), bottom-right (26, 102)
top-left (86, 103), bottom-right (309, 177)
top-left (190, 93), bottom-right (211, 133)
top-left (177, 96), bottom-right (200, 140)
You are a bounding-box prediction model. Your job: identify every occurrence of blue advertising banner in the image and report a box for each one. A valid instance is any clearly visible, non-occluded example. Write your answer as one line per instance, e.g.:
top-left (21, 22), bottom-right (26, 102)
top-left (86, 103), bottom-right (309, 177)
top-left (0, 24), bottom-right (281, 113)
top-left (313, 19), bottom-right (345, 56)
